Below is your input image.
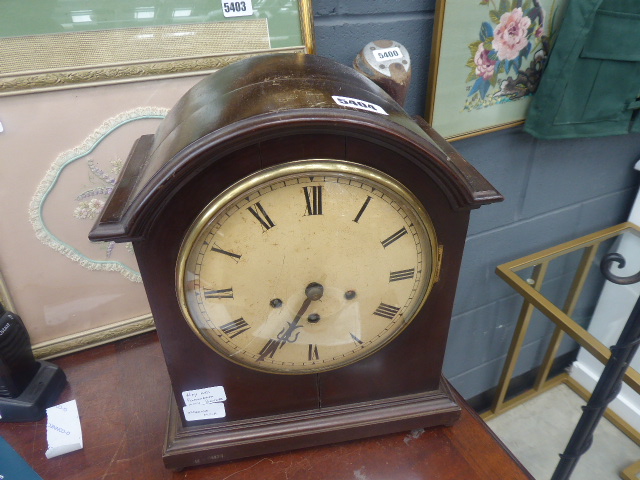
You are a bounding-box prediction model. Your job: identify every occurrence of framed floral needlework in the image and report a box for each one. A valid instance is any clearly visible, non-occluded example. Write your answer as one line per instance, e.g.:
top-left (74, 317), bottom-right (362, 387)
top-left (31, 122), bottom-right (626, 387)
top-left (426, 0), bottom-right (566, 140)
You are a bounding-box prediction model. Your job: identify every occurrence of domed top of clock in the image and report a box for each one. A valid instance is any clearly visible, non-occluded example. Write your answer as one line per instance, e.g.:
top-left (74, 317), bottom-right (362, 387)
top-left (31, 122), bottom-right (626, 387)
top-left (90, 53), bottom-right (500, 243)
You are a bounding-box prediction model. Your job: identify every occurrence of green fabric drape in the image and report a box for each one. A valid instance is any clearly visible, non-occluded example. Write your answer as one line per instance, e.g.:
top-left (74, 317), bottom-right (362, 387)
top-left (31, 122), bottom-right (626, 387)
top-left (524, 0), bottom-right (640, 139)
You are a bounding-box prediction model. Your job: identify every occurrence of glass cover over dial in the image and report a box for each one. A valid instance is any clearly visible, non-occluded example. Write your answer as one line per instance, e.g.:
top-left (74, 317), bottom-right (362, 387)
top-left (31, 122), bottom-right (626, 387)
top-left (177, 160), bottom-right (438, 374)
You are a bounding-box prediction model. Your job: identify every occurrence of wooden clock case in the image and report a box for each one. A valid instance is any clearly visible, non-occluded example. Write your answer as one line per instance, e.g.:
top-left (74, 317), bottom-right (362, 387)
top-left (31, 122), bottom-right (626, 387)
top-left (89, 53), bottom-right (502, 468)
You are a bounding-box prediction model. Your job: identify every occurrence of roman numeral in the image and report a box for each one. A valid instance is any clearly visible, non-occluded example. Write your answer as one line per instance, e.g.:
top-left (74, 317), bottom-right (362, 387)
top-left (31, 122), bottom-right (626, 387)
top-left (350, 333), bottom-right (363, 345)
top-left (353, 196), bottom-right (372, 223)
top-left (248, 202), bottom-right (275, 231)
top-left (381, 227), bottom-right (408, 248)
top-left (389, 268), bottom-right (415, 282)
top-left (257, 338), bottom-right (285, 361)
top-left (373, 303), bottom-right (400, 320)
top-left (211, 244), bottom-right (242, 262)
top-left (204, 288), bottom-right (233, 299)
top-left (303, 186), bottom-right (323, 215)
top-left (308, 344), bottom-right (320, 361)
top-left (219, 318), bottom-right (250, 338)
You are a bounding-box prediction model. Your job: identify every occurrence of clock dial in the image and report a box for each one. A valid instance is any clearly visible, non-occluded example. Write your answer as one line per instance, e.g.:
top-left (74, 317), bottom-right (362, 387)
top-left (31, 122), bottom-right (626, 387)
top-left (177, 160), bottom-right (438, 374)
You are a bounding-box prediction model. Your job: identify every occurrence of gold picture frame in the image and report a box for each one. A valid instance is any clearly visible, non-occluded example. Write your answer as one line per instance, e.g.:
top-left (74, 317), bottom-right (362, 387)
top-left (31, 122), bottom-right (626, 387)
top-left (0, 0), bottom-right (315, 97)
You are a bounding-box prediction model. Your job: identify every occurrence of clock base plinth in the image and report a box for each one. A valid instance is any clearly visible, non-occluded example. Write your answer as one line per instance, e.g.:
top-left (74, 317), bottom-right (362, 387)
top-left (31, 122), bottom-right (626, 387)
top-left (162, 379), bottom-right (461, 470)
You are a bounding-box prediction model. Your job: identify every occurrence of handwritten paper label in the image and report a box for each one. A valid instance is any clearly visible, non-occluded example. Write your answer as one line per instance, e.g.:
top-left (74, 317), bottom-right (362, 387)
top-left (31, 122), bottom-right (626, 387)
top-left (183, 402), bottom-right (226, 421)
top-left (373, 47), bottom-right (403, 62)
top-left (182, 386), bottom-right (226, 406)
top-left (332, 96), bottom-right (388, 115)
top-left (221, 0), bottom-right (253, 17)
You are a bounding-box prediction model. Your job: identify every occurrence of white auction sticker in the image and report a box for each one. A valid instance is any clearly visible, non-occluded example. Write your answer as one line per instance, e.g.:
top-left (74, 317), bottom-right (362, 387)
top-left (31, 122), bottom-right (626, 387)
top-left (373, 47), bottom-right (403, 62)
top-left (183, 402), bottom-right (226, 421)
top-left (182, 386), bottom-right (227, 406)
top-left (332, 96), bottom-right (388, 115)
top-left (221, 0), bottom-right (253, 17)
top-left (45, 400), bottom-right (83, 459)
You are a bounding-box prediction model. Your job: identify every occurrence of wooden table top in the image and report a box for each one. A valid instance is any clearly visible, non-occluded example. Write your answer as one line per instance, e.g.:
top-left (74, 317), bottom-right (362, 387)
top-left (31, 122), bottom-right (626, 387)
top-left (0, 332), bottom-right (533, 480)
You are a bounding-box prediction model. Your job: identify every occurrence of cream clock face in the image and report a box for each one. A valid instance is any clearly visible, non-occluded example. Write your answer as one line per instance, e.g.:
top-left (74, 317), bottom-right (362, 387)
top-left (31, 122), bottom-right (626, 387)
top-left (177, 160), bottom-right (438, 374)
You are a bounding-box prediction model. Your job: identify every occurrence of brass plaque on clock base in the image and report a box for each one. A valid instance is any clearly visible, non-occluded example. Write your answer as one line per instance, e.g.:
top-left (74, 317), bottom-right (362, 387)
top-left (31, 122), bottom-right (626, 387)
top-left (163, 378), bottom-right (461, 470)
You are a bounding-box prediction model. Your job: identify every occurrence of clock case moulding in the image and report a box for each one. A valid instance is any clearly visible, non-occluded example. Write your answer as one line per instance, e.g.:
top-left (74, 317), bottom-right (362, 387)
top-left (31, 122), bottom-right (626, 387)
top-left (89, 53), bottom-right (502, 469)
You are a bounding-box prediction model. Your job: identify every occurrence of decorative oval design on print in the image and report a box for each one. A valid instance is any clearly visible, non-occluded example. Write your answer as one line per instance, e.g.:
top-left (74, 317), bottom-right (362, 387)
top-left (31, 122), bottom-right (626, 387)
top-left (29, 107), bottom-right (168, 282)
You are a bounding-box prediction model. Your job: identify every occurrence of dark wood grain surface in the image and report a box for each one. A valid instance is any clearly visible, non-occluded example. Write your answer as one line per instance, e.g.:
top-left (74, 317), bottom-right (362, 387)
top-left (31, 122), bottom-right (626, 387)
top-left (0, 333), bottom-right (533, 480)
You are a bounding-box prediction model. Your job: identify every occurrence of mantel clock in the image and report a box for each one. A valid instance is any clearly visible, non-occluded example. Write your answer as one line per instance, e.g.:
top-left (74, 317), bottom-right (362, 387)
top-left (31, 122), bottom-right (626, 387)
top-left (90, 53), bottom-right (502, 469)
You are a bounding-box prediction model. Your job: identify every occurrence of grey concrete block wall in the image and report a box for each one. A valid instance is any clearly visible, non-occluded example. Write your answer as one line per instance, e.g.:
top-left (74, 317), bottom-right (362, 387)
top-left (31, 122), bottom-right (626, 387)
top-left (313, 0), bottom-right (640, 400)
top-left (451, 132), bottom-right (640, 398)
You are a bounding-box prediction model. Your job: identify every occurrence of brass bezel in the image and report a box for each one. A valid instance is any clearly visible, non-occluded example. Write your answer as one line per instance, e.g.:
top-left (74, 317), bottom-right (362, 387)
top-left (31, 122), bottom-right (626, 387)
top-left (176, 159), bottom-right (439, 374)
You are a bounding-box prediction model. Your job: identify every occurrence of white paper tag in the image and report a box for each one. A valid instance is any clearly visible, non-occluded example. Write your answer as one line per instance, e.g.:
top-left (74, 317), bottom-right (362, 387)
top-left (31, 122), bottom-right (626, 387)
top-left (0, 121), bottom-right (4, 133)
top-left (182, 386), bottom-right (227, 406)
top-left (45, 400), bottom-right (83, 459)
top-left (332, 96), bottom-right (388, 115)
top-left (373, 47), bottom-right (403, 62)
top-left (183, 402), bottom-right (226, 421)
top-left (221, 0), bottom-right (253, 17)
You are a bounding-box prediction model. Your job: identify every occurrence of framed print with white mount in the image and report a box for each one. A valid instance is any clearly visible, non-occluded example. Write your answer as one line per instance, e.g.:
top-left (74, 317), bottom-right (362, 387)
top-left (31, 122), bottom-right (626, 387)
top-left (90, 53), bottom-right (502, 469)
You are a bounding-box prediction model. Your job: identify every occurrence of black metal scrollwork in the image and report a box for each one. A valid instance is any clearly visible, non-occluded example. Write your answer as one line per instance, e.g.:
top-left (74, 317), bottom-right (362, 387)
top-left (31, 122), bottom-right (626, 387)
top-left (600, 252), bottom-right (640, 285)
top-left (552, 252), bottom-right (640, 480)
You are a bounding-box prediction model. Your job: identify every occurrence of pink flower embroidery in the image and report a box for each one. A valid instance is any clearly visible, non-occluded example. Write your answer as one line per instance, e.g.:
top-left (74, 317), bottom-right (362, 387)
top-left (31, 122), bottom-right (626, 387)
top-left (492, 8), bottom-right (531, 61)
top-left (474, 44), bottom-right (496, 80)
